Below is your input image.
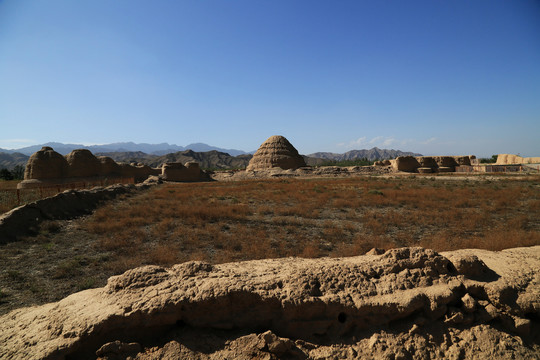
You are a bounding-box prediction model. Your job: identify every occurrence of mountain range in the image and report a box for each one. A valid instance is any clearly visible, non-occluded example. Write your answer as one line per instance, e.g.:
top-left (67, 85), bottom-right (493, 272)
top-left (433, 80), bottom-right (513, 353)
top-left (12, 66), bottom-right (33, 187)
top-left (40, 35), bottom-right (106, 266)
top-left (0, 142), bottom-right (421, 171)
top-left (0, 142), bottom-right (248, 157)
top-left (308, 148), bottom-right (421, 162)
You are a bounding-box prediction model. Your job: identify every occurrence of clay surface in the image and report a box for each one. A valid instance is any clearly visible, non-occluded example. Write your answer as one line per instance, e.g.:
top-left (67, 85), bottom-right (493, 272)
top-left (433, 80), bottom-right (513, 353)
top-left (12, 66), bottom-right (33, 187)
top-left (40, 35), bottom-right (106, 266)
top-left (1, 246), bottom-right (538, 359)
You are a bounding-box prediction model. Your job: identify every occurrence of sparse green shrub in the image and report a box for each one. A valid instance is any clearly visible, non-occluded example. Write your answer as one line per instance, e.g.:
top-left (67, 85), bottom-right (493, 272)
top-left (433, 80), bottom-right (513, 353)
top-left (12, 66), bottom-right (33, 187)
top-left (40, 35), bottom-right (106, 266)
top-left (480, 155), bottom-right (498, 164)
top-left (77, 277), bottom-right (97, 291)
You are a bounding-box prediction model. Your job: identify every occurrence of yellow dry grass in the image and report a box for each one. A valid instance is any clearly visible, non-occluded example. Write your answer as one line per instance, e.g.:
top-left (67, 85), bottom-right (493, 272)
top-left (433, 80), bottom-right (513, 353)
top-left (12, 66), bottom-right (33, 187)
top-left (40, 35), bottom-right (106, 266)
top-left (81, 176), bottom-right (540, 272)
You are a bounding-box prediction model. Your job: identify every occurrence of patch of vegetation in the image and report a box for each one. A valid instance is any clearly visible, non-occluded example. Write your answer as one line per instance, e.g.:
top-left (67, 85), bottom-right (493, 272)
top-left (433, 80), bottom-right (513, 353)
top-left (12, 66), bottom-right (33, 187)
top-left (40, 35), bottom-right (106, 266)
top-left (0, 165), bottom-right (24, 181)
top-left (2, 174), bottom-right (539, 315)
top-left (317, 158), bottom-right (374, 167)
top-left (80, 176), bottom-right (540, 272)
top-left (7, 270), bottom-right (25, 282)
top-left (53, 258), bottom-right (85, 279)
top-left (479, 155), bottom-right (498, 164)
top-left (77, 277), bottom-right (98, 291)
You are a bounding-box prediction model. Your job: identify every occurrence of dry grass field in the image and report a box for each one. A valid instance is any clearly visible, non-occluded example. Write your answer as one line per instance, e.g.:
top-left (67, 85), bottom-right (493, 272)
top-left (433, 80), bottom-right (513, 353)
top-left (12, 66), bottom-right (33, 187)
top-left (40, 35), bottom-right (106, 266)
top-left (1, 174), bottom-right (539, 314)
top-left (84, 175), bottom-right (540, 266)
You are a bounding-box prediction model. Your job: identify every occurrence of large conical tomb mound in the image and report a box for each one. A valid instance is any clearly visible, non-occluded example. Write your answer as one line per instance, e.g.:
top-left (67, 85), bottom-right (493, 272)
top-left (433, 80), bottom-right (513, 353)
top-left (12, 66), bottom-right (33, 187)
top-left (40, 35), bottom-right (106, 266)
top-left (246, 135), bottom-right (307, 171)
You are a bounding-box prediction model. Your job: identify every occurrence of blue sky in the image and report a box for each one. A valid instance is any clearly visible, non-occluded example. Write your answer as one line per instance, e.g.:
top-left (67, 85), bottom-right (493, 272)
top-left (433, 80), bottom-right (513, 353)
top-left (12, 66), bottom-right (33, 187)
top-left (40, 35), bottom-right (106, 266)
top-left (1, 0), bottom-right (539, 156)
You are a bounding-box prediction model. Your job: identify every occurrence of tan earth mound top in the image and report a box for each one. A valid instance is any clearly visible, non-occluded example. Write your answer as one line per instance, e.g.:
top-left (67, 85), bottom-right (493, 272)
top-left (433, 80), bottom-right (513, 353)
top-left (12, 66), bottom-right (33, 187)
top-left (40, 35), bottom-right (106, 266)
top-left (1, 246), bottom-right (539, 359)
top-left (24, 146), bottom-right (69, 180)
top-left (65, 149), bottom-right (102, 178)
top-left (246, 135), bottom-right (306, 171)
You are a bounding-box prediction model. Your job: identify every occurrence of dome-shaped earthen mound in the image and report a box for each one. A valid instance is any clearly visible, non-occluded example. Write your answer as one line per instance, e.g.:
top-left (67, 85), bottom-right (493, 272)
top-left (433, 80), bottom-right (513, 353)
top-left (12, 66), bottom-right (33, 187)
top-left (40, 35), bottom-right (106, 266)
top-left (24, 146), bottom-right (69, 180)
top-left (246, 135), bottom-right (306, 171)
top-left (97, 156), bottom-right (121, 176)
top-left (65, 149), bottom-right (102, 178)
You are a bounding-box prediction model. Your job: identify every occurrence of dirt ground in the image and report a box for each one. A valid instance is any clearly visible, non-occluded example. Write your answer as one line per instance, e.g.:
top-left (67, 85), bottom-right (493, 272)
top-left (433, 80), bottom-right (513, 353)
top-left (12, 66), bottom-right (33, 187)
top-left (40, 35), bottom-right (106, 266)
top-left (1, 173), bottom-right (539, 316)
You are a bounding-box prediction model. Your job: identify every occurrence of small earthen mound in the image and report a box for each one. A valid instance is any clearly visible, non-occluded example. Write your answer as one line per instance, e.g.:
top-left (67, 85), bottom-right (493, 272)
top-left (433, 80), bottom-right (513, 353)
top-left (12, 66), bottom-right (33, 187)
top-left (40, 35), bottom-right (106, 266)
top-left (393, 156), bottom-right (420, 172)
top-left (24, 147), bottom-right (69, 180)
top-left (161, 162), bottom-right (202, 182)
top-left (246, 135), bottom-right (306, 171)
top-left (121, 164), bottom-right (160, 182)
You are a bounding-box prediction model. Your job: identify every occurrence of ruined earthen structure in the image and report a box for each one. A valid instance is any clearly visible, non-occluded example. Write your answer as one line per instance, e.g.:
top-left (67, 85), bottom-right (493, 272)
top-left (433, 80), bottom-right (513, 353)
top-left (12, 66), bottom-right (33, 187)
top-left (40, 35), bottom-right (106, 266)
top-left (1, 246), bottom-right (539, 359)
top-left (19, 147), bottom-right (161, 189)
top-left (161, 162), bottom-right (203, 182)
top-left (246, 135), bottom-right (306, 171)
top-left (496, 154), bottom-right (540, 165)
top-left (392, 155), bottom-right (476, 173)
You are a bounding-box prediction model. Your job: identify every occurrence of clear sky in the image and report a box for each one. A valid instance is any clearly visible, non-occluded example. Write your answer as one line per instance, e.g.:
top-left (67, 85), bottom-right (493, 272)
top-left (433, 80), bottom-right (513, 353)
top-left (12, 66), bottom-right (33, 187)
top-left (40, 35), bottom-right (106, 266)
top-left (1, 0), bottom-right (539, 156)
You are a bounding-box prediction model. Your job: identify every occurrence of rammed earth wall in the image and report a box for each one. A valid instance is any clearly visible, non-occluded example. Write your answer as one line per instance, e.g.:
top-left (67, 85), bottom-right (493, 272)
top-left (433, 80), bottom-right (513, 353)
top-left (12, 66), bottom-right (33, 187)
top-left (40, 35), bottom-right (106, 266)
top-left (0, 183), bottom-right (152, 243)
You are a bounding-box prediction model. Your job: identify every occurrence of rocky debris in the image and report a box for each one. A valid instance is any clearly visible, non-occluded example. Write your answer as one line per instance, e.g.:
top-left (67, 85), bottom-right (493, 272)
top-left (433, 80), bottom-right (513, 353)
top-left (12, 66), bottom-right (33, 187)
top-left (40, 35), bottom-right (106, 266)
top-left (96, 340), bottom-right (141, 360)
top-left (0, 183), bottom-right (152, 243)
top-left (212, 165), bottom-right (392, 181)
top-left (246, 135), bottom-right (306, 171)
top-left (1, 246), bottom-right (539, 359)
top-left (18, 147), bottom-right (161, 188)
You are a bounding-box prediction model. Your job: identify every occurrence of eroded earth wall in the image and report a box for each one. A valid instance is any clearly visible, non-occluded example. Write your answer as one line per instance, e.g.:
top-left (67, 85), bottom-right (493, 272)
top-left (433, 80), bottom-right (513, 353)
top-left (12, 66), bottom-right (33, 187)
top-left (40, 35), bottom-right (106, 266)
top-left (19, 147), bottom-right (160, 188)
top-left (1, 246), bottom-right (538, 359)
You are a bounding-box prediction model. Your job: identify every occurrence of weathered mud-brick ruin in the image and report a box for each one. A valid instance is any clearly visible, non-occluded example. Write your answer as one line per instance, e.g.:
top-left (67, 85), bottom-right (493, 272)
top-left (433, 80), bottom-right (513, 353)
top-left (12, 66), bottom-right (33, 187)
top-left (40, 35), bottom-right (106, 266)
top-left (2, 246), bottom-right (539, 359)
top-left (390, 155), bottom-right (476, 173)
top-left (18, 147), bottom-right (207, 189)
top-left (18, 147), bottom-right (160, 189)
top-left (496, 154), bottom-right (540, 165)
top-left (161, 162), bottom-right (204, 182)
top-left (247, 135), bottom-right (306, 171)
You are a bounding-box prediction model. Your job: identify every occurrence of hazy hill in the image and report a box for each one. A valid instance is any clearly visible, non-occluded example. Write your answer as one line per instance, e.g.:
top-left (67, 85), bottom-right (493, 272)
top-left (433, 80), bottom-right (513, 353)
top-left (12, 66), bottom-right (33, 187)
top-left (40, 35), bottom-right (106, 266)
top-left (0, 152), bottom-right (29, 170)
top-left (0, 142), bottom-right (247, 157)
top-left (98, 150), bottom-right (253, 170)
top-left (1, 145), bottom-right (423, 171)
top-left (308, 147), bottom-right (422, 161)
top-left (95, 151), bottom-right (152, 163)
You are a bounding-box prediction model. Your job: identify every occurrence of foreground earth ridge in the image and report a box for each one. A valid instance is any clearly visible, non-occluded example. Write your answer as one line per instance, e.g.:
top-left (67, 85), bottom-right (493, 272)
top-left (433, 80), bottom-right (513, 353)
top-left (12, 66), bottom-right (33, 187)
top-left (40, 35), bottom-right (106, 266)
top-left (1, 246), bottom-right (539, 359)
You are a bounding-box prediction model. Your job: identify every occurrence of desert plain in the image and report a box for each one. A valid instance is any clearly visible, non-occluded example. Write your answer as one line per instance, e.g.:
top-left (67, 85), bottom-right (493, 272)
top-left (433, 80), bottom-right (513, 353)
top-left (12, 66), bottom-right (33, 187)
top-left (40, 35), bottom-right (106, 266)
top-left (0, 138), bottom-right (539, 359)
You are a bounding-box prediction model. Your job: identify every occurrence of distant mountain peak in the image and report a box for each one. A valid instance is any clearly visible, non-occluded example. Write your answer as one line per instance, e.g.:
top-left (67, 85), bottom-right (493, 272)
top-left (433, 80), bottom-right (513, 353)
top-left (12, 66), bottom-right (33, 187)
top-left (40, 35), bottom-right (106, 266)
top-left (307, 148), bottom-right (422, 162)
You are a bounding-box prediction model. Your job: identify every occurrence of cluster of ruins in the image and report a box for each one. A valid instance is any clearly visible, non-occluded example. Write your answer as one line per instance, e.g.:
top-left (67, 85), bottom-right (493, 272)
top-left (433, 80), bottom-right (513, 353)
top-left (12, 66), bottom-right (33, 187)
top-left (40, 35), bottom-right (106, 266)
top-left (385, 155), bottom-right (476, 173)
top-left (17, 137), bottom-right (538, 188)
top-left (17, 147), bottom-right (205, 189)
